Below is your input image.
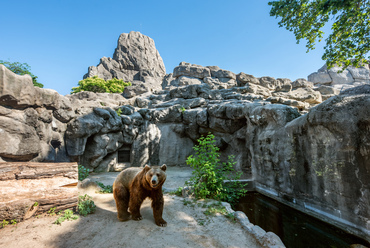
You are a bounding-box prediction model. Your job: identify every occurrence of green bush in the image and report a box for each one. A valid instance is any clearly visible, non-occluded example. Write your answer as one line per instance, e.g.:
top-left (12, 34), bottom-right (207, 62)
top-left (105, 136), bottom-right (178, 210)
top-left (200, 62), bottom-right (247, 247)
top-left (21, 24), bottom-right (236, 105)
top-left (54, 209), bottom-right (79, 224)
top-left (77, 194), bottom-right (96, 216)
top-left (186, 133), bottom-right (247, 206)
top-left (0, 60), bottom-right (43, 88)
top-left (96, 182), bottom-right (113, 193)
top-left (1, 220), bottom-right (9, 228)
top-left (71, 76), bottom-right (131, 94)
top-left (78, 165), bottom-right (89, 181)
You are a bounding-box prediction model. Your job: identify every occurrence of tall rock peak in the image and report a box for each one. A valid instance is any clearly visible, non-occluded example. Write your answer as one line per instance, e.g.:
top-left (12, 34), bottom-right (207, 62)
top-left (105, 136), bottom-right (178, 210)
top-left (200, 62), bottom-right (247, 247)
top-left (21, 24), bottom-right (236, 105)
top-left (84, 31), bottom-right (165, 84)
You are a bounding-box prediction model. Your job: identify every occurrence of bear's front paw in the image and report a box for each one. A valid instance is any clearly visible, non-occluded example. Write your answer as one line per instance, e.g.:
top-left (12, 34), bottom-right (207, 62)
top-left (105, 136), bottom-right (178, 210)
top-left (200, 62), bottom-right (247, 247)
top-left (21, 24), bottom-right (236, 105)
top-left (132, 215), bottom-right (143, 221)
top-left (156, 219), bottom-right (167, 227)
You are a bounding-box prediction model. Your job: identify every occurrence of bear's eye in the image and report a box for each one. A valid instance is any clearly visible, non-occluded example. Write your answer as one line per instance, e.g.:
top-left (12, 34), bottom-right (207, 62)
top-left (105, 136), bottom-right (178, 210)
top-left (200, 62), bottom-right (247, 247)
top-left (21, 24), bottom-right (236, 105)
top-left (156, 173), bottom-right (160, 177)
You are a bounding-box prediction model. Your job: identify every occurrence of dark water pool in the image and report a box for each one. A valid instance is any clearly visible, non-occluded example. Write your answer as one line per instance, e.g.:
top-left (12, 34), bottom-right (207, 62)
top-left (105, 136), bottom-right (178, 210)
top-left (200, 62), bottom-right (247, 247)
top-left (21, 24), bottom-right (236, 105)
top-left (234, 192), bottom-right (370, 248)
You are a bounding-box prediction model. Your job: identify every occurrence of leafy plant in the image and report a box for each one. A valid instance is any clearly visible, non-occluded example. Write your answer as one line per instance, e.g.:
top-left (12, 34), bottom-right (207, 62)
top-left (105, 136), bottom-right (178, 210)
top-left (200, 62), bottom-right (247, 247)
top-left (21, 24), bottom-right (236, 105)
top-left (71, 76), bottom-right (131, 94)
top-left (48, 207), bottom-right (56, 216)
top-left (1, 220), bottom-right (9, 228)
top-left (96, 182), bottom-right (113, 193)
top-left (0, 60), bottom-right (43, 88)
top-left (116, 108), bottom-right (122, 116)
top-left (269, 0), bottom-right (370, 69)
top-left (33, 202), bottom-right (39, 207)
top-left (179, 106), bottom-right (186, 113)
top-left (186, 133), bottom-right (247, 206)
top-left (10, 219), bottom-right (17, 225)
top-left (54, 209), bottom-right (79, 224)
top-left (203, 202), bottom-right (237, 223)
top-left (78, 165), bottom-right (89, 181)
top-left (170, 187), bottom-right (183, 197)
top-left (77, 194), bottom-right (96, 216)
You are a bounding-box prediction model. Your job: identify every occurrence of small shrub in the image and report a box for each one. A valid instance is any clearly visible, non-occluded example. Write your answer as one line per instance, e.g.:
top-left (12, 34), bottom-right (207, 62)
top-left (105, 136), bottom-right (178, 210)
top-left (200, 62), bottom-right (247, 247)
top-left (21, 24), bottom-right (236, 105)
top-left (78, 165), bottom-right (89, 181)
top-left (179, 106), bottom-right (186, 113)
top-left (96, 182), bottom-right (113, 193)
top-left (204, 202), bottom-right (228, 216)
top-left (1, 220), bottom-right (9, 228)
top-left (54, 209), bottom-right (79, 224)
top-left (10, 219), bottom-right (17, 225)
top-left (186, 133), bottom-right (247, 206)
top-left (71, 76), bottom-right (131, 94)
top-left (48, 207), bottom-right (56, 216)
top-left (77, 194), bottom-right (96, 216)
top-left (169, 187), bottom-right (183, 196)
top-left (116, 108), bottom-right (122, 116)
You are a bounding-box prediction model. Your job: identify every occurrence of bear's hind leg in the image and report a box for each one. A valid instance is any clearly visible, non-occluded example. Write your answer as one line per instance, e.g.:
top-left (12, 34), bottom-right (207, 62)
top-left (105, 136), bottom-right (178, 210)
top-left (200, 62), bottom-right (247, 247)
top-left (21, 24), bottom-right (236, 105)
top-left (113, 184), bottom-right (130, 221)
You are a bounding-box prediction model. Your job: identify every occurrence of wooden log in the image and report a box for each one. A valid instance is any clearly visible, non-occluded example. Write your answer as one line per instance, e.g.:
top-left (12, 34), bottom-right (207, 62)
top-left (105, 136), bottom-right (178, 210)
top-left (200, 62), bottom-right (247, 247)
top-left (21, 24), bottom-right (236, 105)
top-left (0, 162), bottom-right (78, 222)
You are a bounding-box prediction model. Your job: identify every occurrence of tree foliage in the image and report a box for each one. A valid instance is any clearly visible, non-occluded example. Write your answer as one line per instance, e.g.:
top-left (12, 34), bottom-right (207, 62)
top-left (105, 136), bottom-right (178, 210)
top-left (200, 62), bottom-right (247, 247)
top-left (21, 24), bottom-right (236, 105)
top-left (0, 60), bottom-right (43, 88)
top-left (71, 76), bottom-right (131, 94)
top-left (269, 0), bottom-right (370, 68)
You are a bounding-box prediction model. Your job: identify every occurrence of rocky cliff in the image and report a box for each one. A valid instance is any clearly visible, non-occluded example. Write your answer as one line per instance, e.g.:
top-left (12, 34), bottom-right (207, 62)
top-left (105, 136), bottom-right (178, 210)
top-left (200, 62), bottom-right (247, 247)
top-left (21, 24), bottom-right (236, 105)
top-left (1, 32), bottom-right (369, 242)
top-left (308, 62), bottom-right (370, 92)
top-left (84, 31), bottom-right (166, 93)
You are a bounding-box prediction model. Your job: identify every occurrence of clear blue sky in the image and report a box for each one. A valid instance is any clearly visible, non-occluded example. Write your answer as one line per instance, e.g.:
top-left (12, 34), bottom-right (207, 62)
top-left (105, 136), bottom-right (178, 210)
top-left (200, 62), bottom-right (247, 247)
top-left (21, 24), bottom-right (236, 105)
top-left (1, 0), bottom-right (328, 96)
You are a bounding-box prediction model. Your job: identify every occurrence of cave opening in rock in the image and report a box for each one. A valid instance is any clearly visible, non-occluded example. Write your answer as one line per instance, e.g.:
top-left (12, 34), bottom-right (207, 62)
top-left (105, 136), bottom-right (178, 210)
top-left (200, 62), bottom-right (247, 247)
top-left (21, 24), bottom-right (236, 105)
top-left (117, 145), bottom-right (131, 163)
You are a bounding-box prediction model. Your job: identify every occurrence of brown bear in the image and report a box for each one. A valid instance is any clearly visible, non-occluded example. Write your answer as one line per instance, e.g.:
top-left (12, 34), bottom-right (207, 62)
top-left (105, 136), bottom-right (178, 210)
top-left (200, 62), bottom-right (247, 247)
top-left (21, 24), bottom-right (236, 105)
top-left (113, 164), bottom-right (167, 227)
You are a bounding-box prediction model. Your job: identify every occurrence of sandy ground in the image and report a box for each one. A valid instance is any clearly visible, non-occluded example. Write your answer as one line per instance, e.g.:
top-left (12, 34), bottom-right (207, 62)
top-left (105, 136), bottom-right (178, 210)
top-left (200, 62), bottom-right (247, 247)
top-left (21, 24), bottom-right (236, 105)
top-left (0, 167), bottom-right (260, 248)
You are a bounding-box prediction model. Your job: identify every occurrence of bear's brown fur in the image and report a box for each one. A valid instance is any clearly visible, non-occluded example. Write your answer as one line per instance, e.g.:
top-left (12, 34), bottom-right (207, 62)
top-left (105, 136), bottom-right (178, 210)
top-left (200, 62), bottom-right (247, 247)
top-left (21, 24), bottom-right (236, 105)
top-left (113, 164), bottom-right (167, 227)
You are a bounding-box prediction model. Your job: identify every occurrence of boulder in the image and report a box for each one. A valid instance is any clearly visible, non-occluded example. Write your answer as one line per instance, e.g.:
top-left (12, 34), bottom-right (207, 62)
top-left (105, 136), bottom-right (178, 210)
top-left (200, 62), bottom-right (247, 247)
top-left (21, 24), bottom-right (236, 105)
top-left (307, 63), bottom-right (370, 89)
top-left (236, 72), bottom-right (259, 86)
top-left (307, 71), bottom-right (332, 85)
top-left (204, 77), bottom-right (238, 89)
top-left (176, 76), bottom-right (203, 86)
top-left (122, 82), bottom-right (150, 98)
top-left (275, 78), bottom-right (292, 92)
top-left (274, 87), bottom-right (322, 104)
top-left (291, 78), bottom-right (313, 89)
top-left (0, 116), bottom-right (40, 161)
top-left (0, 65), bottom-right (36, 108)
top-left (173, 62), bottom-right (211, 79)
top-left (208, 66), bottom-right (236, 79)
top-left (258, 77), bottom-right (281, 90)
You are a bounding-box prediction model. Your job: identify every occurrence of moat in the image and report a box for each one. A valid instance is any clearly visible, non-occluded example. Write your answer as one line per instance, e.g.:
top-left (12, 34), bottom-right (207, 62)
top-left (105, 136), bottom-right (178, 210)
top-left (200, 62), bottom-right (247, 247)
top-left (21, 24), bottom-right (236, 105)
top-left (235, 192), bottom-right (370, 248)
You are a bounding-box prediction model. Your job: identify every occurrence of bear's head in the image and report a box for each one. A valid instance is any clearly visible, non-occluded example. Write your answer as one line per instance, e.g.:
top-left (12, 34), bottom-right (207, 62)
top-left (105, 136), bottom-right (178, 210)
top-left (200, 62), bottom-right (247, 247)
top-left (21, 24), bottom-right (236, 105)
top-left (144, 164), bottom-right (167, 189)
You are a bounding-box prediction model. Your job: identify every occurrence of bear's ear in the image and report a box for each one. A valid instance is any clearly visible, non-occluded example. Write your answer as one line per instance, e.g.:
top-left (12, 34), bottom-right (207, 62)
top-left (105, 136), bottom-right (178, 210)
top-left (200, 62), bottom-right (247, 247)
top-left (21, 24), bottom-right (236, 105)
top-left (160, 164), bottom-right (167, 172)
top-left (144, 165), bottom-right (151, 171)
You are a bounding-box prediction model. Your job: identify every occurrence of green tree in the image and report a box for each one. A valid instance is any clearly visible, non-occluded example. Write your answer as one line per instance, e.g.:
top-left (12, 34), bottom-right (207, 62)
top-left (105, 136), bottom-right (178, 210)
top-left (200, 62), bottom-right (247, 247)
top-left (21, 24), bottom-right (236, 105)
top-left (0, 60), bottom-right (43, 87)
top-left (71, 76), bottom-right (131, 94)
top-left (269, 0), bottom-right (370, 68)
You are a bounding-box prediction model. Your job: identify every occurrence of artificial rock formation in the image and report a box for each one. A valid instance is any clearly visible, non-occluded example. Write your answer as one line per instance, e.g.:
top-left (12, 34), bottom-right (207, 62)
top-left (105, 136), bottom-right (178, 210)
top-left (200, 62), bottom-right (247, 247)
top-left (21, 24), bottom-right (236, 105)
top-left (84, 31), bottom-right (166, 93)
top-left (308, 62), bottom-right (370, 92)
top-left (1, 33), bottom-right (370, 242)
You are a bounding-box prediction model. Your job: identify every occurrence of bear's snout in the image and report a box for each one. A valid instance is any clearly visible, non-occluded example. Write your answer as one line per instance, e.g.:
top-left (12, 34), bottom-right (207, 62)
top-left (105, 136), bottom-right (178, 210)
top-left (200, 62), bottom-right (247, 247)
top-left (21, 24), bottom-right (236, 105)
top-left (151, 175), bottom-right (158, 185)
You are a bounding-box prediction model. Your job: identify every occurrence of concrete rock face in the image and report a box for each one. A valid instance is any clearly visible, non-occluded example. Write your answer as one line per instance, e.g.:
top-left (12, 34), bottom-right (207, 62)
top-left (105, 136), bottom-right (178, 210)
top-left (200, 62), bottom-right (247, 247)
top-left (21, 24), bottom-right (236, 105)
top-left (1, 34), bottom-right (370, 242)
top-left (308, 63), bottom-right (370, 92)
top-left (250, 87), bottom-right (370, 242)
top-left (84, 31), bottom-right (165, 94)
